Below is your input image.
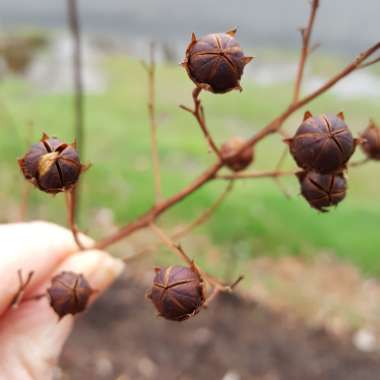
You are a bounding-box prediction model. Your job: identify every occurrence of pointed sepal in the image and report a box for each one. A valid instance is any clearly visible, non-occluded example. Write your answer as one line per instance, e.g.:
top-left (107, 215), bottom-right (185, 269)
top-left (336, 112), bottom-right (345, 121)
top-left (41, 132), bottom-right (49, 141)
top-left (226, 27), bottom-right (237, 37)
top-left (243, 56), bottom-right (254, 65)
top-left (303, 111), bottom-right (313, 121)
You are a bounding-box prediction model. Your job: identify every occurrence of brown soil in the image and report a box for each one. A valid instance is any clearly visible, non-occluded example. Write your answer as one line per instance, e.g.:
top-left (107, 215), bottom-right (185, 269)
top-left (60, 273), bottom-right (380, 380)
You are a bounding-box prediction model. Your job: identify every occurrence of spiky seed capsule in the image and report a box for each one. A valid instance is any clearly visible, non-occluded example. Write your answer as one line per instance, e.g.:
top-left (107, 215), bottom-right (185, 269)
top-left (297, 171), bottom-right (347, 212)
top-left (289, 112), bottom-right (356, 174)
top-left (148, 265), bottom-right (205, 321)
top-left (18, 133), bottom-right (83, 194)
top-left (220, 136), bottom-right (254, 172)
top-left (182, 29), bottom-right (253, 94)
top-left (360, 120), bottom-right (380, 160)
top-left (47, 271), bottom-right (93, 319)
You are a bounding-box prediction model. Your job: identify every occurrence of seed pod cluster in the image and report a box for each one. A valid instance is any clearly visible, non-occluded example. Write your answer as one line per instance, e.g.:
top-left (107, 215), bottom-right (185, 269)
top-left (360, 120), bottom-right (380, 160)
top-left (47, 271), bottom-right (93, 319)
top-left (18, 133), bottom-right (84, 194)
top-left (148, 265), bottom-right (205, 321)
top-left (220, 136), bottom-right (254, 172)
top-left (289, 112), bottom-right (356, 174)
top-left (296, 171), bottom-right (347, 212)
top-left (288, 112), bottom-right (355, 211)
top-left (182, 29), bottom-right (253, 94)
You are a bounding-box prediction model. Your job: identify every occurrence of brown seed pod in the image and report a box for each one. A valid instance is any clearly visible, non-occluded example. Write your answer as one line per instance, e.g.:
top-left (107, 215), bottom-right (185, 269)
top-left (47, 271), bottom-right (93, 319)
top-left (360, 120), bottom-right (380, 160)
top-left (18, 133), bottom-right (84, 194)
top-left (297, 171), bottom-right (347, 212)
top-left (148, 265), bottom-right (205, 321)
top-left (220, 136), bottom-right (254, 171)
top-left (288, 112), bottom-right (356, 174)
top-left (182, 28), bottom-right (253, 94)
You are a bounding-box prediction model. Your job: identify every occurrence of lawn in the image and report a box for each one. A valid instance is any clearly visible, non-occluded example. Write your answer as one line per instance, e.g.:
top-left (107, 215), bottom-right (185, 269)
top-left (0, 50), bottom-right (379, 275)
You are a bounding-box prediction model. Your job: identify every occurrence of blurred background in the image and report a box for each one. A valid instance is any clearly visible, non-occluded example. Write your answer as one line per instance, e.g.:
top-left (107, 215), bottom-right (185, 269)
top-left (0, 1), bottom-right (380, 379)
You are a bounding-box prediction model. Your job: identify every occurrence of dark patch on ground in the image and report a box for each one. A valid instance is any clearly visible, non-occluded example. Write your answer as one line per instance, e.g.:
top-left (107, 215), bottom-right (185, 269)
top-left (61, 274), bottom-right (380, 380)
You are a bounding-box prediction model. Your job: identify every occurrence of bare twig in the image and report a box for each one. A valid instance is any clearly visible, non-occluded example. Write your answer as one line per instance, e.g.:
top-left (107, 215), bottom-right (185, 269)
top-left (124, 181), bottom-right (234, 262)
top-left (357, 56), bottom-right (380, 70)
top-left (65, 188), bottom-right (85, 250)
top-left (292, 0), bottom-right (320, 103)
top-left (143, 43), bottom-right (162, 203)
top-left (149, 223), bottom-right (193, 266)
top-left (180, 87), bottom-right (222, 159)
top-left (217, 170), bottom-right (297, 180)
top-left (67, 0), bottom-right (84, 157)
top-left (8, 270), bottom-right (34, 309)
top-left (93, 41), bottom-right (380, 251)
top-left (67, 0), bottom-right (84, 218)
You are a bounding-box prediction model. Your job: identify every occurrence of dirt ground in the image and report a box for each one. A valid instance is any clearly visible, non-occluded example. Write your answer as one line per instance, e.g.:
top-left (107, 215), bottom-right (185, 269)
top-left (60, 271), bottom-right (380, 380)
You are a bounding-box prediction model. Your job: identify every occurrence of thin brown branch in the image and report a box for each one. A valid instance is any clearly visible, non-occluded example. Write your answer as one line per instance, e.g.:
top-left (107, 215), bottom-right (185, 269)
top-left (293, 0), bottom-right (320, 103)
top-left (65, 188), bottom-right (85, 250)
top-left (272, 146), bottom-right (293, 198)
top-left (93, 41), bottom-right (380, 251)
top-left (8, 270), bottom-right (34, 309)
top-left (181, 87), bottom-right (222, 160)
top-left (67, 0), bottom-right (84, 218)
top-left (143, 42), bottom-right (162, 203)
top-left (357, 56), bottom-right (380, 70)
top-left (149, 223), bottom-right (193, 266)
top-left (67, 0), bottom-right (84, 157)
top-left (124, 181), bottom-right (234, 262)
top-left (217, 170), bottom-right (297, 180)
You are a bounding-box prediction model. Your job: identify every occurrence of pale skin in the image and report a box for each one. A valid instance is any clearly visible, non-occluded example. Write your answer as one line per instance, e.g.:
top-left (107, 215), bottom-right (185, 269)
top-left (0, 222), bottom-right (124, 380)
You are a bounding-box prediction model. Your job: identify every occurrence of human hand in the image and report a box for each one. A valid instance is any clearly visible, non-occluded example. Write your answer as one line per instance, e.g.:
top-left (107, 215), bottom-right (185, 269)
top-left (0, 221), bottom-right (124, 380)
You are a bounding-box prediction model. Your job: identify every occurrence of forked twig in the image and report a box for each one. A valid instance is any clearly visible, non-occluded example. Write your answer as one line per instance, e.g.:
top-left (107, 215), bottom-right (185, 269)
top-left (180, 87), bottom-right (222, 160)
top-left (293, 0), bottom-right (320, 103)
top-left (8, 270), bottom-right (34, 309)
top-left (124, 181), bottom-right (234, 262)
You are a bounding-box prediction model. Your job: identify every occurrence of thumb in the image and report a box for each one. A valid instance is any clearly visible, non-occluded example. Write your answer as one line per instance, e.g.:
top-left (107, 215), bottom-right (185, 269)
top-left (0, 249), bottom-right (124, 380)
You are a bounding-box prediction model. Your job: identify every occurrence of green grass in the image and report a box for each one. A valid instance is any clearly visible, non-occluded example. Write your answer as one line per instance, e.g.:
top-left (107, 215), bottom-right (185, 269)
top-left (0, 53), bottom-right (380, 276)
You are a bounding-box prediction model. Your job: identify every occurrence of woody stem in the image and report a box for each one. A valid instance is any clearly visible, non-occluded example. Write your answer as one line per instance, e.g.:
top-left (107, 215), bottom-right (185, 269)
top-left (65, 188), bottom-right (85, 250)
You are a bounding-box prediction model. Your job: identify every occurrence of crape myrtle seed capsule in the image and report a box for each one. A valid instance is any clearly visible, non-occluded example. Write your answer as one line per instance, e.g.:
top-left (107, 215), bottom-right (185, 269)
top-left (360, 119), bottom-right (380, 160)
top-left (18, 133), bottom-right (84, 194)
top-left (288, 112), bottom-right (356, 174)
top-left (47, 271), bottom-right (93, 319)
top-left (220, 136), bottom-right (254, 172)
top-left (296, 171), bottom-right (347, 212)
top-left (182, 28), bottom-right (253, 94)
top-left (148, 265), bottom-right (205, 321)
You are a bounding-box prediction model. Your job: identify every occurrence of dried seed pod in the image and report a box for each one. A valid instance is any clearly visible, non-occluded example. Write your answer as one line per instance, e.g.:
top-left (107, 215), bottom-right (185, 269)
top-left (148, 265), bottom-right (205, 321)
top-left (297, 171), bottom-right (347, 212)
top-left (288, 112), bottom-right (356, 174)
top-left (18, 133), bottom-right (84, 194)
top-left (182, 29), bottom-right (253, 94)
top-left (47, 271), bottom-right (93, 319)
top-left (221, 136), bottom-right (254, 171)
top-left (360, 120), bottom-right (380, 160)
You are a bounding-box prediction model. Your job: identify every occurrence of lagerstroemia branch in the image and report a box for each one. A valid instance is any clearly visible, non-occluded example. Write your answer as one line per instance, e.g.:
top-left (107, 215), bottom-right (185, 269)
top-left (15, 1), bottom-right (380, 321)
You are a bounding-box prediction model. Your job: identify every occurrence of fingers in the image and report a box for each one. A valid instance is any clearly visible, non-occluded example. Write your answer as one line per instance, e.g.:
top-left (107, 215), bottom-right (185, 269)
top-left (0, 221), bottom-right (92, 316)
top-left (0, 249), bottom-right (124, 380)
